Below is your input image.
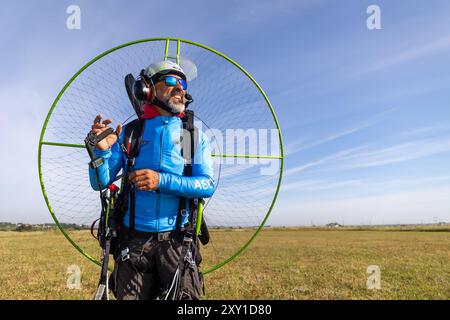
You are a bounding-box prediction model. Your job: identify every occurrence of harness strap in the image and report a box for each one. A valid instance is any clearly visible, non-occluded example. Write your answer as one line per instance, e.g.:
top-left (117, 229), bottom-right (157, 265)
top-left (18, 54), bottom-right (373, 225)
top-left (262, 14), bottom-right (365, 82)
top-left (129, 187), bottom-right (136, 230)
top-left (177, 234), bottom-right (193, 296)
top-left (175, 110), bottom-right (198, 233)
top-left (120, 119), bottom-right (144, 231)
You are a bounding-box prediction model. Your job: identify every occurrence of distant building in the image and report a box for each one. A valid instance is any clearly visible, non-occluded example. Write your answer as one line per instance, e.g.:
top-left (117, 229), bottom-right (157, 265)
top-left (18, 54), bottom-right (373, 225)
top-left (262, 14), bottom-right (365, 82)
top-left (326, 222), bottom-right (343, 228)
top-left (15, 223), bottom-right (33, 231)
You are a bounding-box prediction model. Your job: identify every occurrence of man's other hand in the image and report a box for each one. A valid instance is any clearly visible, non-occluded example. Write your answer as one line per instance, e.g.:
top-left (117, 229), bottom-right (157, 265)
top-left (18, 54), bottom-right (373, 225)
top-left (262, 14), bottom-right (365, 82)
top-left (129, 169), bottom-right (159, 191)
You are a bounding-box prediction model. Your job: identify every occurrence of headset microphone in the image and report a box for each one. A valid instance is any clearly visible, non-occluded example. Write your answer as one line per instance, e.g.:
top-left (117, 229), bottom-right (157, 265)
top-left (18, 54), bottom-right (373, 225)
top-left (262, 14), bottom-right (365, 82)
top-left (185, 93), bottom-right (194, 108)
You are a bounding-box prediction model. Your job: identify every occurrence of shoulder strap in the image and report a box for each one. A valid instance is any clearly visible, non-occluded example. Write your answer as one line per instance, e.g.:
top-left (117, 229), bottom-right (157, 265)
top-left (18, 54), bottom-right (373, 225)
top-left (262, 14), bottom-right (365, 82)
top-left (175, 111), bottom-right (198, 232)
top-left (120, 118), bottom-right (145, 231)
top-left (123, 119), bottom-right (144, 158)
top-left (180, 110), bottom-right (198, 175)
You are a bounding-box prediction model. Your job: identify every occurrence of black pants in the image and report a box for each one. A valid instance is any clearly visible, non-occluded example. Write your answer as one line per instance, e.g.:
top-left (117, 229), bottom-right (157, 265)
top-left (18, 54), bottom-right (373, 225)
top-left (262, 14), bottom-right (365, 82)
top-left (109, 229), bottom-right (203, 300)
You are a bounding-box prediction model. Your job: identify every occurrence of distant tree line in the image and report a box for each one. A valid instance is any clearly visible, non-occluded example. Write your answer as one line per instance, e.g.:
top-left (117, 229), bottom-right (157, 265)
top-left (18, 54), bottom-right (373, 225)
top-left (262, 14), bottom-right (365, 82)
top-left (0, 222), bottom-right (89, 232)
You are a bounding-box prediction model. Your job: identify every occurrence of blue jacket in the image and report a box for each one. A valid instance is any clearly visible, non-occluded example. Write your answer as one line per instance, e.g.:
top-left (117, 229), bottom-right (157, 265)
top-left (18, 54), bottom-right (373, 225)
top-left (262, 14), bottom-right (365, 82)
top-left (88, 115), bottom-right (215, 232)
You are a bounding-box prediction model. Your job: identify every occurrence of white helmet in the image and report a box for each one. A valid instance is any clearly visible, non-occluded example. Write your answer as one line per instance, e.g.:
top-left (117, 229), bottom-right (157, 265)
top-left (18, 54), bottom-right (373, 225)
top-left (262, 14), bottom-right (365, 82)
top-left (143, 60), bottom-right (187, 82)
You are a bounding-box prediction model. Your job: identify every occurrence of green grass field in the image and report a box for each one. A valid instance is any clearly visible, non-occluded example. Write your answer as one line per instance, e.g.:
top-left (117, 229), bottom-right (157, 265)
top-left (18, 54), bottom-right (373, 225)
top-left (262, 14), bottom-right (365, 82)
top-left (0, 228), bottom-right (449, 300)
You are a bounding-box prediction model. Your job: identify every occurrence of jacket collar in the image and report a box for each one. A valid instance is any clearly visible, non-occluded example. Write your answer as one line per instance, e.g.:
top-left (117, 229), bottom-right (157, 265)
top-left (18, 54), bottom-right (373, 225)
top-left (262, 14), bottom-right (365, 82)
top-left (140, 103), bottom-right (185, 120)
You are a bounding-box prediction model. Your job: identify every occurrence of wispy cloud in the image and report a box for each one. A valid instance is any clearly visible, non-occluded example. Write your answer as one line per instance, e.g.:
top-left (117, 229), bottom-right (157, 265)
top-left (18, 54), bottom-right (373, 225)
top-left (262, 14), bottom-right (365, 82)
top-left (284, 134), bottom-right (450, 177)
top-left (397, 124), bottom-right (450, 139)
top-left (282, 178), bottom-right (362, 192)
top-left (356, 34), bottom-right (450, 76)
top-left (281, 174), bottom-right (450, 196)
top-left (270, 32), bottom-right (450, 105)
top-left (285, 123), bottom-right (371, 156)
top-left (368, 175), bottom-right (450, 190)
top-left (340, 136), bottom-right (450, 170)
top-left (285, 108), bottom-right (394, 157)
top-left (284, 145), bottom-right (368, 177)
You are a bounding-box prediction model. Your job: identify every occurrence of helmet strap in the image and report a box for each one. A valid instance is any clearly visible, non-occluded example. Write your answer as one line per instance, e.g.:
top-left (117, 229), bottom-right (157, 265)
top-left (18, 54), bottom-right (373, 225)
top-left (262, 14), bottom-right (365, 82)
top-left (151, 96), bottom-right (179, 115)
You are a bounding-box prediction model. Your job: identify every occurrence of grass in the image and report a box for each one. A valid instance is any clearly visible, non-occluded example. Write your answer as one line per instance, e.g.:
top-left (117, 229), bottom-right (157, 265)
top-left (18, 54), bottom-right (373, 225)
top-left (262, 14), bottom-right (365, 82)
top-left (0, 228), bottom-right (448, 299)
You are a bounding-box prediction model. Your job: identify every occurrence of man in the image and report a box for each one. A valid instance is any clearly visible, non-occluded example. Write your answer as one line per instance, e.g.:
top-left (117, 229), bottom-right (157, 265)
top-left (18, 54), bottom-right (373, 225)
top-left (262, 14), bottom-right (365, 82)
top-left (88, 60), bottom-right (215, 300)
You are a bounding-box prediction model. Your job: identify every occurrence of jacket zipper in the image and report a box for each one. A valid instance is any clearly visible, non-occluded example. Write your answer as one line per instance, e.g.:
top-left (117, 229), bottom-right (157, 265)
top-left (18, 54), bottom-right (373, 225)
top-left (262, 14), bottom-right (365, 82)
top-left (156, 122), bottom-right (167, 231)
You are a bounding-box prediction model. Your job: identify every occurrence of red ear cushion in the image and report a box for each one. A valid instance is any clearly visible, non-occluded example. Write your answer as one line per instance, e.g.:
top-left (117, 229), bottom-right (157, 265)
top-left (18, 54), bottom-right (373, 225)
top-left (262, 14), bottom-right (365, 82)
top-left (133, 78), bottom-right (153, 102)
top-left (143, 79), bottom-right (155, 102)
top-left (146, 82), bottom-right (151, 101)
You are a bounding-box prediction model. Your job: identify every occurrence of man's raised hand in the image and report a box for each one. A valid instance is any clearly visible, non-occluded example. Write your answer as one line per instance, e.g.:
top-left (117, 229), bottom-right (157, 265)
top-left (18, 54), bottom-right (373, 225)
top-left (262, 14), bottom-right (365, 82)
top-left (90, 114), bottom-right (122, 150)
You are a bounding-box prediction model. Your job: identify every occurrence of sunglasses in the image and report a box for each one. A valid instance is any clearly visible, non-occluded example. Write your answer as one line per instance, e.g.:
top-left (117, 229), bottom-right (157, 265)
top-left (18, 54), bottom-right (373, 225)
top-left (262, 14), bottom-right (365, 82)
top-left (158, 75), bottom-right (187, 90)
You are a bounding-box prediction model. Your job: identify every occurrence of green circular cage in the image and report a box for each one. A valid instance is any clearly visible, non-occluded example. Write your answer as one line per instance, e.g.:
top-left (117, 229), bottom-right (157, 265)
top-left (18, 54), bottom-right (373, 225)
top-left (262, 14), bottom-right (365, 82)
top-left (38, 38), bottom-right (284, 274)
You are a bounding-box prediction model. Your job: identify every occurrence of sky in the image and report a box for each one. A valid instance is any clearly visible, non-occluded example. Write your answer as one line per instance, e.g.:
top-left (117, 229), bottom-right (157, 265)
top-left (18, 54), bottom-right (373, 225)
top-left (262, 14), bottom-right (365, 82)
top-left (1, 0), bottom-right (450, 226)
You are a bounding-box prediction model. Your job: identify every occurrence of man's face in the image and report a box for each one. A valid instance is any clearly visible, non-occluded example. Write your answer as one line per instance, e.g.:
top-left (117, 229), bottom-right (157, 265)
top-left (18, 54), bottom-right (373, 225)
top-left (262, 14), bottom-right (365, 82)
top-left (154, 73), bottom-right (186, 113)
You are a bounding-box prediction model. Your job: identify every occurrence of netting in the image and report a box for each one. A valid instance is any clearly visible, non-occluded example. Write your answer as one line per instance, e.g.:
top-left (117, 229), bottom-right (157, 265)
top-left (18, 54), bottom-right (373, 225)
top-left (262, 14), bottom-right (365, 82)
top-left (39, 39), bottom-right (283, 273)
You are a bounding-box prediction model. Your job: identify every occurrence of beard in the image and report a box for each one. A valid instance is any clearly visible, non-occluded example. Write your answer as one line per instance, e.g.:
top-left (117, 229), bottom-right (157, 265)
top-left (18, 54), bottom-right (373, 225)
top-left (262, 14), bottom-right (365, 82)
top-left (162, 90), bottom-right (186, 114)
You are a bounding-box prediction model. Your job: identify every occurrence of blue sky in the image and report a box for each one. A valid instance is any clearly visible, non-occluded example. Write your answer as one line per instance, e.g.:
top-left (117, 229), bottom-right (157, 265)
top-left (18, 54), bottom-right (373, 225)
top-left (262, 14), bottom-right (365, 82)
top-left (1, 0), bottom-right (450, 225)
